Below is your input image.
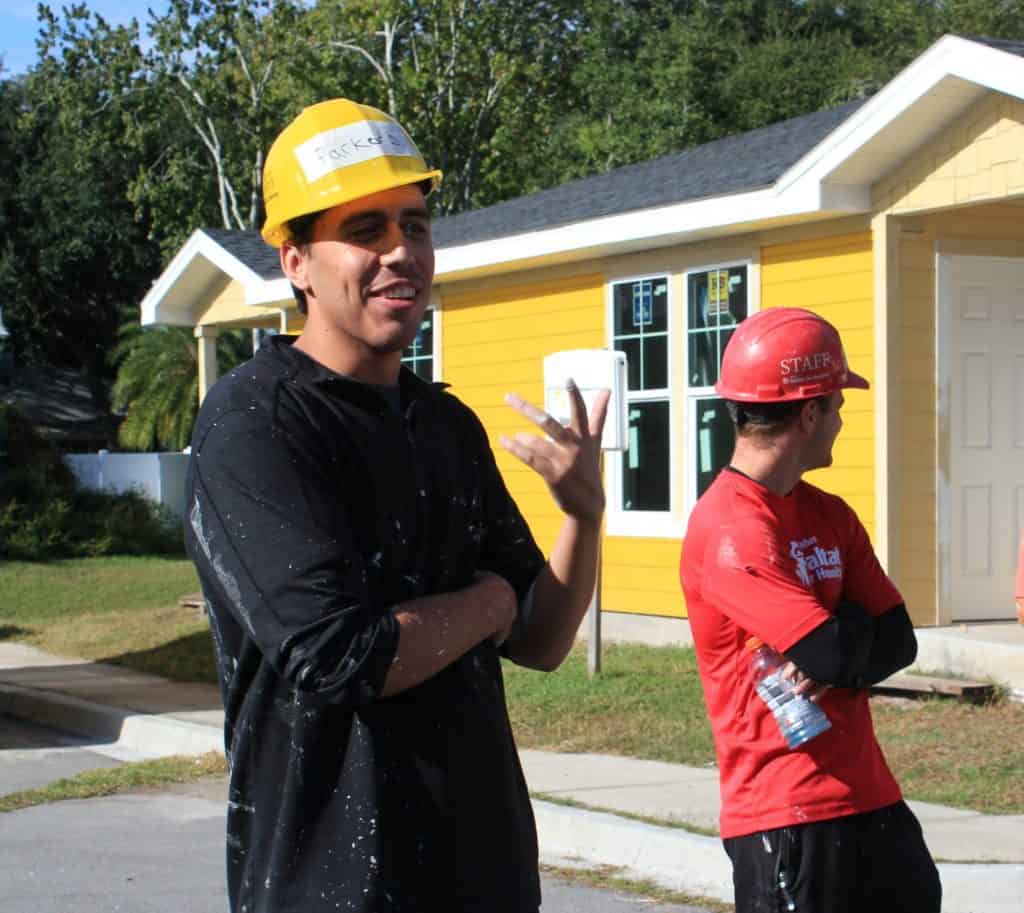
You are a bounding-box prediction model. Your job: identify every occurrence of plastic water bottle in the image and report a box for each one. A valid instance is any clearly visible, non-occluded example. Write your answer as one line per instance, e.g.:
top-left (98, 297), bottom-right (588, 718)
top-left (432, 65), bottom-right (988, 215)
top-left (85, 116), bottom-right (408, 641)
top-left (746, 637), bottom-right (831, 749)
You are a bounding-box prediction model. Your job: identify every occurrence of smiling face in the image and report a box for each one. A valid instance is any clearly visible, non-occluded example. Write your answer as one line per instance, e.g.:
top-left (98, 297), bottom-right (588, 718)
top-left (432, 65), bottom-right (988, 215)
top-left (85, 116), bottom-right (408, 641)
top-left (281, 183), bottom-right (434, 383)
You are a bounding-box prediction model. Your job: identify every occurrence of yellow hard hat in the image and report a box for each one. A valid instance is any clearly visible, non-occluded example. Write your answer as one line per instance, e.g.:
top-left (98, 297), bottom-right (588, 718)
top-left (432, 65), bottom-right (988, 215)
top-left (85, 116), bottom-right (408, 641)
top-left (261, 98), bottom-right (442, 247)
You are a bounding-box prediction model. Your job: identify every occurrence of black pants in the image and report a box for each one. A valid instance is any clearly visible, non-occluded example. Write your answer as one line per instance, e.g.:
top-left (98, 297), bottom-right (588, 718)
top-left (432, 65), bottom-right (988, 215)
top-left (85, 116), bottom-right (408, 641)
top-left (723, 801), bottom-right (941, 913)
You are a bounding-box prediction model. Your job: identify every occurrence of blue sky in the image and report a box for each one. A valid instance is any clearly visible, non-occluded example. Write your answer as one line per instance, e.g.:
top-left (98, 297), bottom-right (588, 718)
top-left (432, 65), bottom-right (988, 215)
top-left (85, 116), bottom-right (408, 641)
top-left (1, 1), bottom-right (168, 76)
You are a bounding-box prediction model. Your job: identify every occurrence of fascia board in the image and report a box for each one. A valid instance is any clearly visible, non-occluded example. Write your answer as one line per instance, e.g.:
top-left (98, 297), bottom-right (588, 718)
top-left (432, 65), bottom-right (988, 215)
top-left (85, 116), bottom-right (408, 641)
top-left (193, 231), bottom-right (266, 287)
top-left (946, 40), bottom-right (1024, 102)
top-left (239, 182), bottom-right (859, 297)
top-left (432, 185), bottom-right (850, 279)
top-left (776, 36), bottom-right (1021, 197)
top-left (141, 229), bottom-right (266, 326)
top-left (246, 276), bottom-right (292, 307)
top-left (141, 229), bottom-right (206, 326)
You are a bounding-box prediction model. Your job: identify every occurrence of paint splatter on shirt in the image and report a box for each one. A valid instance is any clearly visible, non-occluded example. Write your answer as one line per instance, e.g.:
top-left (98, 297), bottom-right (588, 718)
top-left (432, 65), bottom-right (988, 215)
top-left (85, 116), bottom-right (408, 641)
top-left (186, 337), bottom-right (545, 912)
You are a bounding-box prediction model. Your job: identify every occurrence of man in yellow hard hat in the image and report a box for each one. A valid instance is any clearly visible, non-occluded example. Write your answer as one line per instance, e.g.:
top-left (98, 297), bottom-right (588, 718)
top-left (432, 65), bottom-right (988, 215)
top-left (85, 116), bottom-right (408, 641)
top-left (184, 99), bottom-right (609, 913)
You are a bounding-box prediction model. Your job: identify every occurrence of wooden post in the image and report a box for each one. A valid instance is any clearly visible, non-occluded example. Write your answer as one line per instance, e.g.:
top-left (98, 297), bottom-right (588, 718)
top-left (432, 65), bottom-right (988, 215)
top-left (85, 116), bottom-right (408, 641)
top-left (588, 453), bottom-right (604, 677)
top-left (194, 325), bottom-right (220, 406)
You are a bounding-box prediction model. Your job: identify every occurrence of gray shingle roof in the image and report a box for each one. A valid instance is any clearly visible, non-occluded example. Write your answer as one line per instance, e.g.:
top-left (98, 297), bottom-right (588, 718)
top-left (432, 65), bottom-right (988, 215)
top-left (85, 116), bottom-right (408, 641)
top-left (967, 36), bottom-right (1024, 57)
top-left (201, 227), bottom-right (282, 279)
top-left (197, 99), bottom-right (867, 275)
top-left (431, 99), bottom-right (867, 247)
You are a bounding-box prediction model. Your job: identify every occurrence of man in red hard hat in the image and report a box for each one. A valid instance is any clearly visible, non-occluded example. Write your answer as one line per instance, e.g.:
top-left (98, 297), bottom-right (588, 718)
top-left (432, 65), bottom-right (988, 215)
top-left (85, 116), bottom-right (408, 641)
top-left (680, 307), bottom-right (940, 913)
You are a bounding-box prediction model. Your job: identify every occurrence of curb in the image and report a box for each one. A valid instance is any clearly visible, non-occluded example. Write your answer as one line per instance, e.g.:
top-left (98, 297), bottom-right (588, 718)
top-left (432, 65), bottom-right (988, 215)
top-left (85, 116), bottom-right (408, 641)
top-left (534, 799), bottom-right (733, 902)
top-left (4, 684), bottom-right (1024, 913)
top-left (0, 683), bottom-right (223, 759)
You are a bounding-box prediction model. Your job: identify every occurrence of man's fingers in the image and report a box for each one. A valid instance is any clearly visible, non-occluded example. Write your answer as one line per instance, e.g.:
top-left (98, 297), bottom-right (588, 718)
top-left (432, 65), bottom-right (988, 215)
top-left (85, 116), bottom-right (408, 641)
top-left (505, 392), bottom-right (572, 442)
top-left (566, 380), bottom-right (589, 435)
top-left (588, 388), bottom-right (611, 439)
top-left (805, 683), bottom-right (831, 703)
top-left (564, 382), bottom-right (611, 443)
top-left (499, 434), bottom-right (555, 476)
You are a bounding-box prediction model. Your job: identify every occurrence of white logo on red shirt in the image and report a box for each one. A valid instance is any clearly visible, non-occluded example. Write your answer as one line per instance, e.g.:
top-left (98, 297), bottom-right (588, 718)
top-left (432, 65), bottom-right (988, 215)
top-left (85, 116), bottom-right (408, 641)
top-left (789, 536), bottom-right (842, 587)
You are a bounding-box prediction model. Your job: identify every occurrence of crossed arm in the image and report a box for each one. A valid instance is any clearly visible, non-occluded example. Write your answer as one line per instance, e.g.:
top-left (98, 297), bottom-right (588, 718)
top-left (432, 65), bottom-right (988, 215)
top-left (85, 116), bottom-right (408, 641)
top-left (189, 381), bottom-right (609, 703)
top-left (784, 600), bottom-right (917, 691)
top-left (385, 380), bottom-right (609, 690)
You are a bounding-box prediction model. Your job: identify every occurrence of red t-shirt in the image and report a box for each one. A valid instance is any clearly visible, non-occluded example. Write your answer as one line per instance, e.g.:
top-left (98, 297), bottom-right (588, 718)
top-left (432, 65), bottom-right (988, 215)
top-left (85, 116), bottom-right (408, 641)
top-left (1016, 531), bottom-right (1024, 599)
top-left (679, 468), bottom-right (904, 839)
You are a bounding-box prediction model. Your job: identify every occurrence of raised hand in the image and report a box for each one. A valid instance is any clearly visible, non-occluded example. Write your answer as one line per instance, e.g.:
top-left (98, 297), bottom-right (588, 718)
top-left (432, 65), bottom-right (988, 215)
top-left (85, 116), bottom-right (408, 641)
top-left (499, 379), bottom-right (610, 525)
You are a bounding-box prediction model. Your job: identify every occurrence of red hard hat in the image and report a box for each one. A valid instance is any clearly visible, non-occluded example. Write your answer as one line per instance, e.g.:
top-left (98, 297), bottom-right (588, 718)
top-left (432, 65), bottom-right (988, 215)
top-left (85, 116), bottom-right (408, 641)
top-left (716, 307), bottom-right (869, 402)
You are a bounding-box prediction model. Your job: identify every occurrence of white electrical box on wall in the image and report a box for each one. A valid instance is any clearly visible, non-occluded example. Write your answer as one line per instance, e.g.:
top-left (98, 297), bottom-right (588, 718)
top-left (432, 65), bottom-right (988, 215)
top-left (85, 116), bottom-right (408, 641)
top-left (543, 349), bottom-right (628, 452)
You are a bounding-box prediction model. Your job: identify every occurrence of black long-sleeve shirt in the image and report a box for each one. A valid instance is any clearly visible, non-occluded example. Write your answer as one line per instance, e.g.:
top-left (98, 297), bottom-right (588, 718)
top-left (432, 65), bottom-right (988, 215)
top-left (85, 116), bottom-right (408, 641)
top-left (184, 336), bottom-right (546, 913)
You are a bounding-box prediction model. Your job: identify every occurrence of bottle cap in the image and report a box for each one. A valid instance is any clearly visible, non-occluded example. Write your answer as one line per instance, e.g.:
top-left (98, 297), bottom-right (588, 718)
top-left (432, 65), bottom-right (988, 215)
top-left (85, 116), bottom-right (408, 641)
top-left (745, 636), bottom-right (763, 651)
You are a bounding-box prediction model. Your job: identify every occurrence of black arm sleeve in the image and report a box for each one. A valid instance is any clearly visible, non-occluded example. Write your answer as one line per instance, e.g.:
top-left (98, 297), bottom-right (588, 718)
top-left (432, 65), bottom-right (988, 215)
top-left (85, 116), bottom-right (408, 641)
top-left (784, 601), bottom-right (917, 689)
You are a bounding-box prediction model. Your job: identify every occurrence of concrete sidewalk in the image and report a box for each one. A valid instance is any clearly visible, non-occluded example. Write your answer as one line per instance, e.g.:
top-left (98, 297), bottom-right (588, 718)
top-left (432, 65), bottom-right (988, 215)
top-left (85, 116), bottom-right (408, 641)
top-left (1, 642), bottom-right (1022, 912)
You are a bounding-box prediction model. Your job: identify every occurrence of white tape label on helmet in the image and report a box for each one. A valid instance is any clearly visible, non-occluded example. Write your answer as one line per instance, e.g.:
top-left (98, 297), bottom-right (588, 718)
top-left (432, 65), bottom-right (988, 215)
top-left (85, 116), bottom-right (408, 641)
top-left (294, 120), bottom-right (421, 184)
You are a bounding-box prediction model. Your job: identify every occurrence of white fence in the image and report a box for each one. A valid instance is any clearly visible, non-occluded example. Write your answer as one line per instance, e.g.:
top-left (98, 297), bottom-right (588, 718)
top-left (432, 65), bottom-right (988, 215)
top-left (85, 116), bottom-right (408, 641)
top-left (64, 452), bottom-right (190, 519)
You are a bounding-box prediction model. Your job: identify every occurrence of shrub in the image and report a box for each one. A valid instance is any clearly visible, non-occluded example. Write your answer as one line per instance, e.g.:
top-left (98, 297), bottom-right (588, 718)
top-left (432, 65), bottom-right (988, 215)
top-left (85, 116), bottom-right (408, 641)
top-left (0, 403), bottom-right (184, 560)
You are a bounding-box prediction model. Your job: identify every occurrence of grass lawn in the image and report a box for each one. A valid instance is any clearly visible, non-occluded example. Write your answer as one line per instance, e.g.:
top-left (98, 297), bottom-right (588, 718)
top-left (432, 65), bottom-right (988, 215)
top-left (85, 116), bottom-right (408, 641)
top-left (0, 557), bottom-right (217, 682)
top-left (504, 645), bottom-right (1024, 815)
top-left (2, 557), bottom-right (1022, 815)
top-left (0, 753), bottom-right (227, 814)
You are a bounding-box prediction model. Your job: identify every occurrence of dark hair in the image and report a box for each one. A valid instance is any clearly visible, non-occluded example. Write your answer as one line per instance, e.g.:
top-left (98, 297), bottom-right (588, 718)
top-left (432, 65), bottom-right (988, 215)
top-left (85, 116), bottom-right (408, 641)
top-left (284, 209), bottom-right (326, 316)
top-left (726, 395), bottom-right (833, 437)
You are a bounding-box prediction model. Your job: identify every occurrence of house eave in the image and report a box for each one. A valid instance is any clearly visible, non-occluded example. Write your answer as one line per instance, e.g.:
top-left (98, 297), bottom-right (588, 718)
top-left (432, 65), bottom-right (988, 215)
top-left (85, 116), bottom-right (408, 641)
top-left (140, 229), bottom-right (268, 327)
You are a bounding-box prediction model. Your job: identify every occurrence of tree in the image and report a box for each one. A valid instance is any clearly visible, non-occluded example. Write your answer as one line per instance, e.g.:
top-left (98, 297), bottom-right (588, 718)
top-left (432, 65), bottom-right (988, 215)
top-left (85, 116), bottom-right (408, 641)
top-left (137, 0), bottom-right (313, 248)
top-left (0, 6), bottom-right (162, 412)
top-left (111, 323), bottom-right (252, 452)
top-left (308, 0), bottom-right (581, 213)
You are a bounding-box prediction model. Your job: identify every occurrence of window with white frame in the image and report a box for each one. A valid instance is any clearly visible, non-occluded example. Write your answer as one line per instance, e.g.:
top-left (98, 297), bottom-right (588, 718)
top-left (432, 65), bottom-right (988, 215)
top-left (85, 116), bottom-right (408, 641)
top-left (401, 308), bottom-right (435, 380)
top-left (611, 276), bottom-right (671, 514)
top-left (685, 264), bottom-right (748, 503)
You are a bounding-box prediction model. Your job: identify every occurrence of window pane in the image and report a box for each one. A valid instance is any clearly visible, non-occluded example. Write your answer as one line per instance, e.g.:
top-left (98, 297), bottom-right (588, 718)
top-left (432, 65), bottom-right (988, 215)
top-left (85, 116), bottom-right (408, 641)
top-left (687, 272), bottom-right (711, 331)
top-left (643, 335), bottom-right (668, 389)
top-left (402, 312), bottom-right (434, 381)
top-left (622, 400), bottom-right (670, 512)
top-left (688, 330), bottom-right (717, 387)
top-left (689, 268), bottom-right (747, 330)
top-left (618, 338), bottom-right (642, 390)
top-left (649, 279), bottom-right (668, 332)
top-left (724, 269), bottom-right (748, 325)
top-left (613, 277), bottom-right (668, 336)
top-left (687, 266), bottom-right (748, 389)
top-left (694, 397), bottom-right (735, 499)
top-left (409, 357), bottom-right (433, 381)
top-left (613, 277), bottom-right (669, 393)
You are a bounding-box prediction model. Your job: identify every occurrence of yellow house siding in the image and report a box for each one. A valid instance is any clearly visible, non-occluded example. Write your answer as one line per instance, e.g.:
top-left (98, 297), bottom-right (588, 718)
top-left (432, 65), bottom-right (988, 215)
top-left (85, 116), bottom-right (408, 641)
top-left (196, 277), bottom-right (281, 328)
top-left (282, 307), bottom-right (305, 334)
top-left (441, 271), bottom-right (686, 618)
top-left (441, 274), bottom-right (604, 558)
top-left (602, 537), bottom-right (685, 617)
top-left (873, 93), bottom-right (1024, 214)
top-left (760, 232), bottom-right (877, 540)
